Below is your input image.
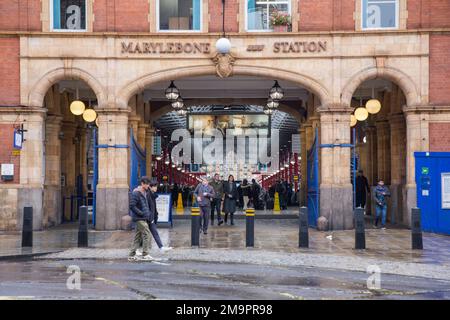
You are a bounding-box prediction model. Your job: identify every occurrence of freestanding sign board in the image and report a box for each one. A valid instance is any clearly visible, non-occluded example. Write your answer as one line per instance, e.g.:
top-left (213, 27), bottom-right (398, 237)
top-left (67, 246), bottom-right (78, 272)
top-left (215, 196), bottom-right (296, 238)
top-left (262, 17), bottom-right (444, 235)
top-left (155, 193), bottom-right (173, 227)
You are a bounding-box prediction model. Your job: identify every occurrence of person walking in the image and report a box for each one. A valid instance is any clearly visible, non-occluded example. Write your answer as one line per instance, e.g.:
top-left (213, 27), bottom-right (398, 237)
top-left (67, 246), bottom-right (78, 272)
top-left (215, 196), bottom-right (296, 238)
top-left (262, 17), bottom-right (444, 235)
top-left (241, 179), bottom-right (251, 210)
top-left (223, 175), bottom-right (238, 225)
top-left (355, 170), bottom-right (370, 209)
top-left (147, 181), bottom-right (173, 253)
top-left (209, 173), bottom-right (224, 226)
top-left (128, 177), bottom-right (153, 261)
top-left (374, 180), bottom-right (391, 230)
top-left (194, 178), bottom-right (215, 234)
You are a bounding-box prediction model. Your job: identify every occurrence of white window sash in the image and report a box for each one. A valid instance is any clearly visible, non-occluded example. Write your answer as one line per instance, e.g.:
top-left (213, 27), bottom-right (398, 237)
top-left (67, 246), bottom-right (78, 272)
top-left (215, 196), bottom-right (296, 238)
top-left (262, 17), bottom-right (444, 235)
top-left (246, 0), bottom-right (291, 32)
top-left (156, 0), bottom-right (203, 32)
top-left (50, 0), bottom-right (88, 32)
top-left (361, 0), bottom-right (399, 31)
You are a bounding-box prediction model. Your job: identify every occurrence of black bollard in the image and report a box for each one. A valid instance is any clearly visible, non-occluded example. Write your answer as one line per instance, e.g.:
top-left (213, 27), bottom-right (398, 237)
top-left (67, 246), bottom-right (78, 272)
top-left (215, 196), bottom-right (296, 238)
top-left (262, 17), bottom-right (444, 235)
top-left (78, 206), bottom-right (88, 248)
top-left (299, 206), bottom-right (309, 248)
top-left (411, 207), bottom-right (423, 250)
top-left (21, 207), bottom-right (33, 247)
top-left (354, 207), bottom-right (366, 250)
top-left (246, 208), bottom-right (255, 247)
top-left (191, 207), bottom-right (200, 247)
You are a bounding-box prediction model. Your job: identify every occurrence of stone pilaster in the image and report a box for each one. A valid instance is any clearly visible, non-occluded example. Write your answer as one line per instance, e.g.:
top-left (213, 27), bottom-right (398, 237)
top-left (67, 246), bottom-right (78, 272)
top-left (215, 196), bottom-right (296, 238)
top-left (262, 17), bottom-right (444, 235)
top-left (318, 107), bottom-right (353, 230)
top-left (404, 108), bottom-right (430, 227)
top-left (95, 109), bottom-right (130, 230)
top-left (17, 110), bottom-right (46, 231)
top-left (389, 113), bottom-right (407, 225)
top-left (43, 115), bottom-right (63, 228)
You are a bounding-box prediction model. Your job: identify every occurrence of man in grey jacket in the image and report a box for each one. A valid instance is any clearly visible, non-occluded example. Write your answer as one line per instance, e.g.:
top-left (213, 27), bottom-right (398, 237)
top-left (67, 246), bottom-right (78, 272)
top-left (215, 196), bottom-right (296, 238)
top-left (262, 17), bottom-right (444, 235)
top-left (194, 177), bottom-right (215, 234)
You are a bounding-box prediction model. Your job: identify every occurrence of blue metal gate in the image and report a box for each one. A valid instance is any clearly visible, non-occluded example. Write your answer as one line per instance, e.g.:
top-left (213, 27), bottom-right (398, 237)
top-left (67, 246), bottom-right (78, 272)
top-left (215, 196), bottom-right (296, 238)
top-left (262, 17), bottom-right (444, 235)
top-left (307, 128), bottom-right (319, 227)
top-left (130, 129), bottom-right (146, 191)
top-left (415, 152), bottom-right (450, 235)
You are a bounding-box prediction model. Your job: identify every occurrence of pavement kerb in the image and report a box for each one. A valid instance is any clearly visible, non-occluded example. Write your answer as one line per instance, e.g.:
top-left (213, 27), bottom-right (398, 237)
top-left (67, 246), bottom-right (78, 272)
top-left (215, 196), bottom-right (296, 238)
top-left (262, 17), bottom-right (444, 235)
top-left (37, 248), bottom-right (450, 282)
top-left (0, 251), bottom-right (64, 261)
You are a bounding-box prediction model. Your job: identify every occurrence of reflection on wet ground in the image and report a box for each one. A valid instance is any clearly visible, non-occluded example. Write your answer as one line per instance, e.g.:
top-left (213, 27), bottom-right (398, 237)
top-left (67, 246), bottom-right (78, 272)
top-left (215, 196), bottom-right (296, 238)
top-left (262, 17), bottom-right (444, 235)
top-left (1, 218), bottom-right (450, 267)
top-left (0, 259), bottom-right (449, 300)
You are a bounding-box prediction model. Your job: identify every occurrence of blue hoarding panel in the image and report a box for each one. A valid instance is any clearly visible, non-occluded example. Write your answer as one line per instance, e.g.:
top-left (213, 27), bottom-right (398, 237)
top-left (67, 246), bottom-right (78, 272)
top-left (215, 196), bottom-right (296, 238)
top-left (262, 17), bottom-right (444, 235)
top-left (415, 152), bottom-right (450, 235)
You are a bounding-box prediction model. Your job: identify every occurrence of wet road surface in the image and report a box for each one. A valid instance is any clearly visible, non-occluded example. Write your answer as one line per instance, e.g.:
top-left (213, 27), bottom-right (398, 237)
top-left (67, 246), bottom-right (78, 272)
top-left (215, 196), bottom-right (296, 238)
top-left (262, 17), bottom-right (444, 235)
top-left (0, 259), bottom-right (449, 300)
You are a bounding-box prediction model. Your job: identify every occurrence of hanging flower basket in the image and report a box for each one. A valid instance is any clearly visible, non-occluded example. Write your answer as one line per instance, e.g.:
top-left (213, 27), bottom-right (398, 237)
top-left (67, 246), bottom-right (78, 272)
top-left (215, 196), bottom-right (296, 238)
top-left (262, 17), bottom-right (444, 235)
top-left (270, 10), bottom-right (291, 32)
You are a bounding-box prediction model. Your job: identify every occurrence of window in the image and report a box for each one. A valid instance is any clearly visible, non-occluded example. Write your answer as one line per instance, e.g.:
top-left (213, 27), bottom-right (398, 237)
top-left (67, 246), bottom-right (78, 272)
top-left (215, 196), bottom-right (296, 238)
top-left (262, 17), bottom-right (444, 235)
top-left (51, 0), bottom-right (87, 31)
top-left (361, 0), bottom-right (398, 30)
top-left (247, 0), bottom-right (290, 31)
top-left (158, 0), bottom-right (202, 31)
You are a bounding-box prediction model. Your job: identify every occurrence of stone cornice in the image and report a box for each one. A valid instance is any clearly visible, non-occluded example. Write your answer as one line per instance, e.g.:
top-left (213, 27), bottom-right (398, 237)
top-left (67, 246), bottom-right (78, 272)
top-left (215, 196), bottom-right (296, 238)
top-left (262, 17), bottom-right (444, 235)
top-left (0, 106), bottom-right (46, 114)
top-left (2, 28), bottom-right (450, 38)
top-left (403, 105), bottom-right (450, 114)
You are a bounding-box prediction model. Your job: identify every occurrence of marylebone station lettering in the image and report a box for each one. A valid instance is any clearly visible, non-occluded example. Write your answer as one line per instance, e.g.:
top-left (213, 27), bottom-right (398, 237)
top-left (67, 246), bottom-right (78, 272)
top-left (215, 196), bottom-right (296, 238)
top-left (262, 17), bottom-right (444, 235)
top-left (0, 0), bottom-right (450, 304)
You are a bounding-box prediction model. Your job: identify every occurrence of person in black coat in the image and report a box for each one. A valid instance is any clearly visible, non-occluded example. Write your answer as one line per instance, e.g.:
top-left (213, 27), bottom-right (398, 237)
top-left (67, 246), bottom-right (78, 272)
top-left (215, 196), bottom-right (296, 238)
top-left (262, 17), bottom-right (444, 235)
top-left (223, 175), bottom-right (239, 225)
top-left (355, 170), bottom-right (370, 209)
top-left (147, 181), bottom-right (173, 252)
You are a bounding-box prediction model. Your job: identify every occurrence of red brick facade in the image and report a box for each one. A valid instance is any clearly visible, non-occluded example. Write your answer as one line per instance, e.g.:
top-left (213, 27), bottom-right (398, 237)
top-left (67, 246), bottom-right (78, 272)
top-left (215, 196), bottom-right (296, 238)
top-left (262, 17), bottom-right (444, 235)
top-left (298, 0), bottom-right (355, 31)
top-left (0, 124), bottom-right (21, 184)
top-left (93, 0), bottom-right (150, 32)
top-left (0, 0), bottom-right (41, 31)
top-left (429, 35), bottom-right (450, 105)
top-left (0, 37), bottom-right (20, 107)
top-left (209, 0), bottom-right (239, 33)
top-left (429, 123), bottom-right (450, 152)
top-left (408, 0), bottom-right (450, 29)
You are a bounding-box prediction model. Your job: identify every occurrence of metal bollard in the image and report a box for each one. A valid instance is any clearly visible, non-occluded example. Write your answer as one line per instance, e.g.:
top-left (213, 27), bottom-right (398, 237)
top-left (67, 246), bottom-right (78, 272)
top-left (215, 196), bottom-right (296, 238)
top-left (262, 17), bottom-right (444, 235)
top-left (411, 207), bottom-right (423, 250)
top-left (354, 207), bottom-right (366, 250)
top-left (21, 207), bottom-right (33, 247)
top-left (299, 206), bottom-right (309, 248)
top-left (191, 207), bottom-right (200, 247)
top-left (78, 206), bottom-right (88, 248)
top-left (246, 208), bottom-right (255, 247)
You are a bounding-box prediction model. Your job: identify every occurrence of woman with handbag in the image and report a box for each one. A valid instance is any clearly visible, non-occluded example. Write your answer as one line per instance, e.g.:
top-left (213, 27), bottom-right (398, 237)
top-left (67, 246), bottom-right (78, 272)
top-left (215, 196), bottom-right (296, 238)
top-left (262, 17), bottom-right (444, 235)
top-left (223, 175), bottom-right (238, 225)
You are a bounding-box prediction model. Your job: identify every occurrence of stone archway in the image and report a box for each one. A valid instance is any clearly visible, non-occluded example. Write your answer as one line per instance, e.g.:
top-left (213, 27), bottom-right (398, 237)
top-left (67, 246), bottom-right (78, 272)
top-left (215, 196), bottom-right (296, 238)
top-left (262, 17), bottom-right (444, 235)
top-left (117, 64), bottom-right (332, 110)
top-left (341, 66), bottom-right (422, 108)
top-left (27, 67), bottom-right (108, 108)
top-left (342, 67), bottom-right (421, 227)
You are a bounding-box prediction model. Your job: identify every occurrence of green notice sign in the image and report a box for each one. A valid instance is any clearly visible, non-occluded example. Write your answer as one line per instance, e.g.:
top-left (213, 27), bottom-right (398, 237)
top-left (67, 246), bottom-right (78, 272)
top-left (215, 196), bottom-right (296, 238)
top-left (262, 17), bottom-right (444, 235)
top-left (421, 167), bottom-right (429, 175)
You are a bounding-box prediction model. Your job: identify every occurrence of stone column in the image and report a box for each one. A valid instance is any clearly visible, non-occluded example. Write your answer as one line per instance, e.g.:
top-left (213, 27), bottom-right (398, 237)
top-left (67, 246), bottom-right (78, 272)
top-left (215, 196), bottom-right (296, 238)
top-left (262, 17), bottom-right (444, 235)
top-left (43, 115), bottom-right (63, 228)
top-left (318, 107), bottom-right (353, 230)
top-left (389, 113), bottom-right (406, 225)
top-left (362, 126), bottom-right (377, 215)
top-left (60, 121), bottom-right (77, 221)
top-left (146, 127), bottom-right (155, 178)
top-left (404, 108), bottom-right (429, 227)
top-left (95, 110), bottom-right (130, 230)
top-left (17, 110), bottom-right (46, 230)
top-left (137, 123), bottom-right (148, 150)
top-left (375, 120), bottom-right (391, 184)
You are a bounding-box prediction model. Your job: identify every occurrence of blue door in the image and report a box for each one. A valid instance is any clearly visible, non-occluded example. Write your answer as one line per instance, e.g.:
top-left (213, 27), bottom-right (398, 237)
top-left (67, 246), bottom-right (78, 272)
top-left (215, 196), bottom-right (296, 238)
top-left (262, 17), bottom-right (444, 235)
top-left (130, 129), bottom-right (147, 191)
top-left (307, 128), bottom-right (319, 227)
top-left (415, 152), bottom-right (450, 235)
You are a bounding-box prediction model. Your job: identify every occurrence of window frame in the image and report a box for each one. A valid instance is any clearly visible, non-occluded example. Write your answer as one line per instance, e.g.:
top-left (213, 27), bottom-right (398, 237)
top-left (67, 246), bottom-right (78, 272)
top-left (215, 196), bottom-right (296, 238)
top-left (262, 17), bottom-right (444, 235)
top-left (245, 0), bottom-right (291, 32)
top-left (360, 0), bottom-right (399, 31)
top-left (156, 0), bottom-right (203, 33)
top-left (49, 0), bottom-right (88, 32)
